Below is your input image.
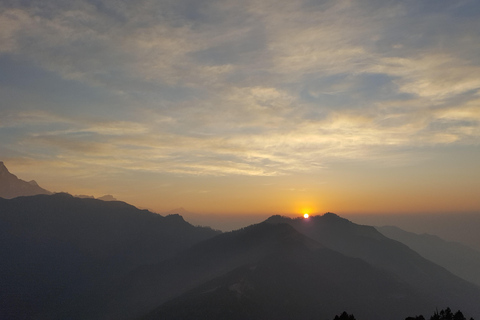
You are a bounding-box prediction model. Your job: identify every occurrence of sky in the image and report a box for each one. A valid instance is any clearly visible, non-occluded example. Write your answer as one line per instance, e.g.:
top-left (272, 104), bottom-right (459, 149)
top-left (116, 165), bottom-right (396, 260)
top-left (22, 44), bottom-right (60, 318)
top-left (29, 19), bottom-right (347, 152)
top-left (1, 0), bottom-right (480, 221)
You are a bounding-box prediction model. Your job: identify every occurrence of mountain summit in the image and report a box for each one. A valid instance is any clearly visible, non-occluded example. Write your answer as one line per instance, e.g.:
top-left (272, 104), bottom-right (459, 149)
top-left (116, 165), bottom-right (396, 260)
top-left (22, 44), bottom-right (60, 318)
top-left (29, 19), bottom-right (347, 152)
top-left (98, 222), bottom-right (425, 320)
top-left (265, 214), bottom-right (480, 317)
top-left (0, 161), bottom-right (52, 198)
top-left (0, 161), bottom-right (11, 176)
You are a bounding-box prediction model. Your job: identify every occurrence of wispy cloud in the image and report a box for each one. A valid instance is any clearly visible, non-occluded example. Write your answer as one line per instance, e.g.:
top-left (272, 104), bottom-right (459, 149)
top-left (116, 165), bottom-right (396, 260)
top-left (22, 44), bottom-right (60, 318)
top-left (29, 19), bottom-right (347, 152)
top-left (1, 0), bottom-right (479, 178)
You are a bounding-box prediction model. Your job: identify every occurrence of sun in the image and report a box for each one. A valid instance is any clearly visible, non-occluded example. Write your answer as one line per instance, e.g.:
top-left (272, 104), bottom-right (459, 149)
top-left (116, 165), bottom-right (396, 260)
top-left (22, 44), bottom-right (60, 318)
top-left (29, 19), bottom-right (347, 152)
top-left (303, 213), bottom-right (309, 219)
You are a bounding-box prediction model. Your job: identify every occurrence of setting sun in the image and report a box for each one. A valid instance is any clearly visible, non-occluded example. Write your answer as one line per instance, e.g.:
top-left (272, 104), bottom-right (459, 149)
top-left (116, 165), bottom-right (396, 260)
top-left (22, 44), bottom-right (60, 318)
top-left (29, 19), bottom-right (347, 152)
top-left (303, 213), bottom-right (309, 219)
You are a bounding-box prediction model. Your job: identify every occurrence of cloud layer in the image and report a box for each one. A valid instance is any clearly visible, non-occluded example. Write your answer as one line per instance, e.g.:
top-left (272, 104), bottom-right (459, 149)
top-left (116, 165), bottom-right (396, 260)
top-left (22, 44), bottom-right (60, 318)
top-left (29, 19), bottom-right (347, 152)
top-left (1, 0), bottom-right (480, 178)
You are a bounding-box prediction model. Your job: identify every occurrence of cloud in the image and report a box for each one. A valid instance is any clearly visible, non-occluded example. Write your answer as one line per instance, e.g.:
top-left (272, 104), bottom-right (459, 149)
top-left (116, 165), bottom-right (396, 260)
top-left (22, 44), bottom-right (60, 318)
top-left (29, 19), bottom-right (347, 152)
top-left (1, 0), bottom-right (480, 177)
top-left (369, 54), bottom-right (480, 100)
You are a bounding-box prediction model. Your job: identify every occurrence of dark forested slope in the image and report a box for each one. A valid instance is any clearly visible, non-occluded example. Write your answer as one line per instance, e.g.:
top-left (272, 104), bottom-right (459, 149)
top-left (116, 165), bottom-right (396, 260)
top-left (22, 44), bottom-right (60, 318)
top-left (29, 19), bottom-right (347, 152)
top-left (0, 193), bottom-right (219, 320)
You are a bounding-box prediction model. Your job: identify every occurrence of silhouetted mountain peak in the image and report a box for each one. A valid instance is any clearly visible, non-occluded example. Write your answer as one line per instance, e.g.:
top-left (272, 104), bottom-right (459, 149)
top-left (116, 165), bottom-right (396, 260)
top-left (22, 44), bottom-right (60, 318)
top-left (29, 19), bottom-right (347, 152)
top-left (0, 162), bottom-right (52, 198)
top-left (0, 161), bottom-right (14, 178)
top-left (28, 180), bottom-right (39, 187)
top-left (52, 192), bottom-right (75, 198)
top-left (266, 212), bottom-right (348, 225)
top-left (98, 194), bottom-right (117, 201)
top-left (322, 211), bottom-right (343, 220)
top-left (165, 213), bottom-right (186, 223)
top-left (109, 222), bottom-right (325, 320)
top-left (266, 212), bottom-right (378, 236)
top-left (264, 214), bottom-right (289, 224)
top-left (189, 222), bottom-right (322, 260)
top-left (232, 222), bottom-right (303, 244)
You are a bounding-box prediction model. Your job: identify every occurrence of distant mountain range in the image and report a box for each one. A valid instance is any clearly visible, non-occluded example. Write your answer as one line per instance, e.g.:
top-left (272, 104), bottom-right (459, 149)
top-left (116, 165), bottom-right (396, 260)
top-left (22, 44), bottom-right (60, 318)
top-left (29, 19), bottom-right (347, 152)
top-left (0, 161), bottom-right (119, 201)
top-left (76, 194), bottom-right (118, 201)
top-left (1, 164), bottom-right (479, 319)
top-left (0, 161), bottom-right (52, 198)
top-left (377, 225), bottom-right (480, 287)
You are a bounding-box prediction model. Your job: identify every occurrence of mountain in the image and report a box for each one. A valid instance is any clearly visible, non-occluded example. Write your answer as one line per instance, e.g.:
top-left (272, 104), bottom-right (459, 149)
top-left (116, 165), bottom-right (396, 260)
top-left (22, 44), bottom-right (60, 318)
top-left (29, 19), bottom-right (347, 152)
top-left (0, 193), bottom-right (220, 320)
top-left (377, 225), bottom-right (480, 287)
top-left (76, 194), bottom-right (118, 201)
top-left (0, 161), bottom-right (52, 198)
top-left (3, 196), bottom-right (480, 320)
top-left (164, 208), bottom-right (270, 231)
top-left (165, 207), bottom-right (190, 215)
top-left (265, 213), bottom-right (480, 317)
top-left (97, 194), bottom-right (117, 201)
top-left (74, 194), bottom-right (118, 201)
top-left (75, 194), bottom-right (95, 198)
top-left (87, 222), bottom-right (430, 320)
top-left (345, 212), bottom-right (480, 252)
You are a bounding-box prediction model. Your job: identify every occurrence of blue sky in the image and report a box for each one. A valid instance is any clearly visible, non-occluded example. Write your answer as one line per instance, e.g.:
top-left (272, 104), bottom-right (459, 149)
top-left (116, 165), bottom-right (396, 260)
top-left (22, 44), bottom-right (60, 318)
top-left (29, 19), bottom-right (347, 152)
top-left (1, 0), bottom-right (479, 216)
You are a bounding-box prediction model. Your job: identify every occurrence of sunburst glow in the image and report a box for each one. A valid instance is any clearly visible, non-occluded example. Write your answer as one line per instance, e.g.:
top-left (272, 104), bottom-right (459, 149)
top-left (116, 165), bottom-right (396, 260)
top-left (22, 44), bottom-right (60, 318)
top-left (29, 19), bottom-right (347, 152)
top-left (303, 213), bottom-right (309, 219)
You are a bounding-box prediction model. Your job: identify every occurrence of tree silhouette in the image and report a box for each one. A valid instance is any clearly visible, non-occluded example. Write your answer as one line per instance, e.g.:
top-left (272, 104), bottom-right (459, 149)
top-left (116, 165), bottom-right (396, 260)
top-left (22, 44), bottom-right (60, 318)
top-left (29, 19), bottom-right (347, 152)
top-left (428, 308), bottom-right (471, 320)
top-left (453, 311), bottom-right (466, 320)
top-left (406, 316), bottom-right (425, 320)
top-left (334, 307), bottom-right (474, 320)
top-left (333, 311), bottom-right (356, 320)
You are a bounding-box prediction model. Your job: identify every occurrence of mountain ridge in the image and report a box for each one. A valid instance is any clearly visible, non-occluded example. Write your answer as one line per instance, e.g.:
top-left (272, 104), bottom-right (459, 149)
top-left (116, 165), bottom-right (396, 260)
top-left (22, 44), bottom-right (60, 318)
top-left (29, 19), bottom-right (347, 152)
top-left (0, 193), bottom-right (220, 320)
top-left (264, 213), bottom-right (480, 317)
top-left (87, 222), bottom-right (430, 320)
top-left (1, 183), bottom-right (479, 319)
top-left (377, 225), bottom-right (480, 287)
top-left (137, 221), bottom-right (441, 320)
top-left (0, 161), bottom-right (52, 198)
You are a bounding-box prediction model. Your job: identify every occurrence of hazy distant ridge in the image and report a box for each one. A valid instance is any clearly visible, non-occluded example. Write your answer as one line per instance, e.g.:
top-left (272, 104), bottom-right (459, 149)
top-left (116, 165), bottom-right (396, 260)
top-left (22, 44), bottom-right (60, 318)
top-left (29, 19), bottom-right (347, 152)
top-left (377, 225), bottom-right (480, 287)
top-left (0, 161), bottom-right (52, 198)
top-left (265, 214), bottom-right (480, 317)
